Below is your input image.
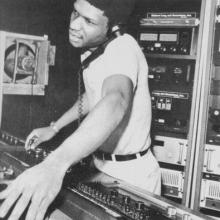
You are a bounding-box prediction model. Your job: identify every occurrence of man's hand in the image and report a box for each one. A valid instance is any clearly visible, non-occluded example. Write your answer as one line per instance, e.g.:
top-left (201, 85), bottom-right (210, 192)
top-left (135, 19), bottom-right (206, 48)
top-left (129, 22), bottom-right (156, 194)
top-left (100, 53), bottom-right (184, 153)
top-left (0, 161), bottom-right (65, 220)
top-left (25, 127), bottom-right (58, 151)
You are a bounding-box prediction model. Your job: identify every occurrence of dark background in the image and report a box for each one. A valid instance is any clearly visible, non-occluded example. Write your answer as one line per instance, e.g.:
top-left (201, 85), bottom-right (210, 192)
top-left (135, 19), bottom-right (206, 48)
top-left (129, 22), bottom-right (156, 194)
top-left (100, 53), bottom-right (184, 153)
top-left (0, 0), bottom-right (201, 146)
top-left (0, 0), bottom-right (80, 145)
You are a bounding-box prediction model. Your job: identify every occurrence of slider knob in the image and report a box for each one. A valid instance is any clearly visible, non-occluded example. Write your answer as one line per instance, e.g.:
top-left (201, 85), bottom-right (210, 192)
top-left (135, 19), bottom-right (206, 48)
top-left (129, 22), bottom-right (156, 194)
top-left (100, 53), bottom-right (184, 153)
top-left (102, 194), bottom-right (107, 203)
top-left (182, 214), bottom-right (191, 220)
top-left (77, 182), bottom-right (84, 190)
top-left (167, 206), bottom-right (177, 218)
top-left (5, 166), bottom-right (14, 176)
top-left (123, 195), bottom-right (131, 204)
top-left (110, 190), bottom-right (118, 198)
top-left (14, 139), bottom-right (18, 145)
top-left (2, 166), bottom-right (14, 179)
top-left (135, 201), bottom-right (145, 211)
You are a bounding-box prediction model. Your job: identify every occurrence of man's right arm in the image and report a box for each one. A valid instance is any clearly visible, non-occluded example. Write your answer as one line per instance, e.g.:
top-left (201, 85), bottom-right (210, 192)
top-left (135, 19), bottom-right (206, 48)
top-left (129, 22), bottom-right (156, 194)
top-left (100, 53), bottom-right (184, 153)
top-left (51, 92), bottom-right (89, 131)
top-left (25, 93), bottom-right (89, 149)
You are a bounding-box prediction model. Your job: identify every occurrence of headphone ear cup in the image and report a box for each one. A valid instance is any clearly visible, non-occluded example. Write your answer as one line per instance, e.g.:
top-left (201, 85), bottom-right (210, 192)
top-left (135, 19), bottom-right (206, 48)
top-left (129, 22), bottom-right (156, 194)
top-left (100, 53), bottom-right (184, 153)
top-left (111, 25), bottom-right (122, 37)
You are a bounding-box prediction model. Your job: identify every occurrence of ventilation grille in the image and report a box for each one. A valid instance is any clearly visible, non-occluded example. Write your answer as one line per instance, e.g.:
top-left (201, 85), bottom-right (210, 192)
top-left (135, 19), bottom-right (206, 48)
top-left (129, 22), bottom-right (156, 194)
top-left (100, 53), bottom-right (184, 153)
top-left (161, 168), bottom-right (184, 187)
top-left (207, 181), bottom-right (220, 200)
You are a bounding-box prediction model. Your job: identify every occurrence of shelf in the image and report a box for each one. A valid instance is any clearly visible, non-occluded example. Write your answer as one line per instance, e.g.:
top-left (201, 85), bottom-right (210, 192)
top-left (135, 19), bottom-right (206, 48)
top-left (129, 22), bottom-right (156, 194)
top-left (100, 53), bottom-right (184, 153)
top-left (144, 53), bottom-right (197, 60)
top-left (3, 83), bottom-right (45, 95)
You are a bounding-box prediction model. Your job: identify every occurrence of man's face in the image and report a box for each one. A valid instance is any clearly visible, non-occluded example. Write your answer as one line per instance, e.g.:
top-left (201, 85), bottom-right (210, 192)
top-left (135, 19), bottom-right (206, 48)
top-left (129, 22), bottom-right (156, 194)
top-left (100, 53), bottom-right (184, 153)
top-left (69, 0), bottom-right (109, 49)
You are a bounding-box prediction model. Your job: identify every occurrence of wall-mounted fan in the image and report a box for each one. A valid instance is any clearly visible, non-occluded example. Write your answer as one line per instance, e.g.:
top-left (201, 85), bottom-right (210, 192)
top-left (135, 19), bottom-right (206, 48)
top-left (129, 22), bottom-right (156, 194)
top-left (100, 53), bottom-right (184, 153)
top-left (4, 41), bottom-right (36, 83)
top-left (0, 31), bottom-right (55, 95)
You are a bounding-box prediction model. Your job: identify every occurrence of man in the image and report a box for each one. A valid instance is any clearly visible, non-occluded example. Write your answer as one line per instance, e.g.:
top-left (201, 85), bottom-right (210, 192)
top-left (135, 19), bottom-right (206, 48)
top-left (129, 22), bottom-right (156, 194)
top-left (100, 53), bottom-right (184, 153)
top-left (0, 0), bottom-right (161, 219)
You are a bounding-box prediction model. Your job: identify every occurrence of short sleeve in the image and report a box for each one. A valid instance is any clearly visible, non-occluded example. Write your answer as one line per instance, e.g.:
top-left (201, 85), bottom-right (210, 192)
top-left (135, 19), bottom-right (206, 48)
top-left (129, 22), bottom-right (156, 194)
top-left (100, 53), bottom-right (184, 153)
top-left (102, 36), bottom-right (138, 88)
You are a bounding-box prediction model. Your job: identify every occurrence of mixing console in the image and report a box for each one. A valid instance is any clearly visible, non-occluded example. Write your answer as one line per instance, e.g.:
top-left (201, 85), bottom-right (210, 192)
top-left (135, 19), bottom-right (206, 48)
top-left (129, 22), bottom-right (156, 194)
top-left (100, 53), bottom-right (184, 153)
top-left (0, 130), bottom-right (214, 220)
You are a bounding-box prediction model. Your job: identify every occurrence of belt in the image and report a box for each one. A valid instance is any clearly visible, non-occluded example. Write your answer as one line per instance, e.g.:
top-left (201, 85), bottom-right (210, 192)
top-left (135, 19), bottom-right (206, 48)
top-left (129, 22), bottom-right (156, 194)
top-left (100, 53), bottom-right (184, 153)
top-left (94, 148), bottom-right (149, 162)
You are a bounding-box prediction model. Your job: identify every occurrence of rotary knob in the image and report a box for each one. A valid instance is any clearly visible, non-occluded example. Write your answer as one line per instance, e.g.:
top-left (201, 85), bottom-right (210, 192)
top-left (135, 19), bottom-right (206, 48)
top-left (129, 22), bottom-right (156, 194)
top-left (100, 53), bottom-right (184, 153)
top-left (160, 46), bottom-right (167, 53)
top-left (170, 46), bottom-right (177, 53)
top-left (180, 47), bottom-right (187, 54)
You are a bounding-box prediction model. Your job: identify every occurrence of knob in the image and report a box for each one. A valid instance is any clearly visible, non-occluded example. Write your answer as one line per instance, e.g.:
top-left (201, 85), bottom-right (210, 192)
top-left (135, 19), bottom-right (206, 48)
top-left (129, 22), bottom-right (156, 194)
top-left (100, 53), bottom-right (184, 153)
top-left (135, 201), bottom-right (145, 211)
top-left (182, 214), bottom-right (191, 220)
top-left (180, 47), bottom-right (187, 54)
top-left (138, 212), bottom-right (145, 220)
top-left (4, 166), bottom-right (14, 177)
top-left (170, 46), bottom-right (177, 53)
top-left (124, 204), bottom-right (130, 213)
top-left (110, 190), bottom-right (118, 198)
top-left (123, 196), bottom-right (131, 204)
top-left (14, 139), bottom-right (18, 145)
top-left (167, 206), bottom-right (177, 218)
top-left (146, 46), bottom-right (154, 52)
top-left (102, 194), bottom-right (107, 203)
top-left (160, 46), bottom-right (167, 53)
top-left (77, 182), bottom-right (84, 190)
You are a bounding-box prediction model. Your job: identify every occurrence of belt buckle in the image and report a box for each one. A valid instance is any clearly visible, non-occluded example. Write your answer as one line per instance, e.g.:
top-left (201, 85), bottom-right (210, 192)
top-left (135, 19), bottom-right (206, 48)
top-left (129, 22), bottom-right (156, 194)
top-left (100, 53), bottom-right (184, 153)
top-left (136, 153), bottom-right (141, 159)
top-left (111, 154), bottom-right (116, 162)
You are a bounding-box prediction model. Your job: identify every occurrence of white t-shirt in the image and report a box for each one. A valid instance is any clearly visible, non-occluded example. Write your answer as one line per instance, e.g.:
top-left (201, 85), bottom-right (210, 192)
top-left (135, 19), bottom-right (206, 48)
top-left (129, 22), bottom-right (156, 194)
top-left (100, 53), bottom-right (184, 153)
top-left (82, 33), bottom-right (152, 155)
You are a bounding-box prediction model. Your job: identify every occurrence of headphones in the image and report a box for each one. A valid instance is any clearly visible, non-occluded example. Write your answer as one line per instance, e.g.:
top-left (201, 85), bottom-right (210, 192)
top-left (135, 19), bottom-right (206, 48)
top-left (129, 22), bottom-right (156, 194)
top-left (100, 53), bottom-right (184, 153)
top-left (81, 24), bottom-right (123, 70)
top-left (108, 24), bottom-right (125, 39)
top-left (111, 25), bottom-right (123, 37)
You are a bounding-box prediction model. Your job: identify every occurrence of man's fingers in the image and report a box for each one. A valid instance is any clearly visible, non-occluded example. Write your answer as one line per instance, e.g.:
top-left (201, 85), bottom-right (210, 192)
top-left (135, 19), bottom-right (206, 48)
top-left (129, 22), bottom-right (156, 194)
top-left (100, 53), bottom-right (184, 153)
top-left (25, 191), bottom-right (54, 220)
top-left (35, 196), bottom-right (54, 220)
top-left (7, 188), bottom-right (32, 220)
top-left (25, 134), bottom-right (39, 150)
top-left (0, 188), bottom-right (21, 218)
top-left (0, 181), bottom-right (14, 200)
top-left (25, 134), bottom-right (34, 150)
top-left (25, 190), bottom-right (45, 220)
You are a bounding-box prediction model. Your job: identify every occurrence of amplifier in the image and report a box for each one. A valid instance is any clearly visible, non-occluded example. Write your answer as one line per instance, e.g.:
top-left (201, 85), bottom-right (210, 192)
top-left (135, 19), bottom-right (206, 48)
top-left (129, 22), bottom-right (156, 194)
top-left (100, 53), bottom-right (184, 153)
top-left (160, 168), bottom-right (184, 199)
top-left (200, 177), bottom-right (220, 213)
top-left (148, 60), bottom-right (194, 136)
top-left (138, 12), bottom-right (199, 55)
top-left (151, 90), bottom-right (190, 135)
top-left (138, 28), bottom-right (194, 55)
top-left (152, 136), bottom-right (188, 166)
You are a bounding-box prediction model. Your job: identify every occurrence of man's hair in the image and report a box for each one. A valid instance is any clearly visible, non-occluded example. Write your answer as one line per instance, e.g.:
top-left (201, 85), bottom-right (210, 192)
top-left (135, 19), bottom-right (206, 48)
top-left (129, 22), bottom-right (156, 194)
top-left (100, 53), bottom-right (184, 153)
top-left (85, 0), bottom-right (136, 25)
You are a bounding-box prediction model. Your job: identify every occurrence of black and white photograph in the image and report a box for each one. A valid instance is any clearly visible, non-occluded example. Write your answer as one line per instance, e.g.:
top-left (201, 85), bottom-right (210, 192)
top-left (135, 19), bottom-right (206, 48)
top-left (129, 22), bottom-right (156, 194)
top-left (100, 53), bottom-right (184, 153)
top-left (0, 0), bottom-right (218, 219)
